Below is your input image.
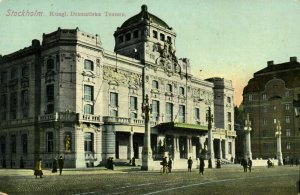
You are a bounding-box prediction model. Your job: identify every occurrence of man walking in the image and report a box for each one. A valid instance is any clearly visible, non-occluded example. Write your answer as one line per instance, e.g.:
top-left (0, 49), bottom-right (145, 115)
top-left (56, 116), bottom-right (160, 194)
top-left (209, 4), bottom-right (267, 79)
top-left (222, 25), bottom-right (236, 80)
top-left (199, 157), bottom-right (205, 175)
top-left (248, 158), bottom-right (252, 173)
top-left (58, 156), bottom-right (64, 175)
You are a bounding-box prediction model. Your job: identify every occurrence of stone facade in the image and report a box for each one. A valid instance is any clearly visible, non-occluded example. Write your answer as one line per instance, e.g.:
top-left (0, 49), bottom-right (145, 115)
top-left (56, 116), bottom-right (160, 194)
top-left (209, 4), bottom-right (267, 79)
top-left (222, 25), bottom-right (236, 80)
top-left (0, 5), bottom-right (236, 168)
top-left (243, 57), bottom-right (300, 162)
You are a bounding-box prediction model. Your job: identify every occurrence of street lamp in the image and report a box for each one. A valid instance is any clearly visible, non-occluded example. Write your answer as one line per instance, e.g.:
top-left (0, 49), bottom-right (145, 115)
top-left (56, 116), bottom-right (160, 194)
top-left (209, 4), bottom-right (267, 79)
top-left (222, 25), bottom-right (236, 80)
top-left (275, 120), bottom-right (283, 166)
top-left (244, 113), bottom-right (252, 160)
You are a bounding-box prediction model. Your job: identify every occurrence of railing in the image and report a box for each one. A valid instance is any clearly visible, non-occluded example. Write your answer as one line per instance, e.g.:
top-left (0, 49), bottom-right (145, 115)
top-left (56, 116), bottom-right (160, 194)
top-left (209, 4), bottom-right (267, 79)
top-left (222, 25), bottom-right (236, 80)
top-left (79, 114), bottom-right (102, 123)
top-left (103, 116), bottom-right (148, 126)
top-left (38, 112), bottom-right (101, 123)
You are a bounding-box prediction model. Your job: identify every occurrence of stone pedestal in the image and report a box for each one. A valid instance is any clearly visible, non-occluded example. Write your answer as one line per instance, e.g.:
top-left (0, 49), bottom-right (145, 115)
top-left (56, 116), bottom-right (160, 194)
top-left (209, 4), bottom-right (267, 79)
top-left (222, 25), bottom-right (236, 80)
top-left (276, 135), bottom-right (283, 166)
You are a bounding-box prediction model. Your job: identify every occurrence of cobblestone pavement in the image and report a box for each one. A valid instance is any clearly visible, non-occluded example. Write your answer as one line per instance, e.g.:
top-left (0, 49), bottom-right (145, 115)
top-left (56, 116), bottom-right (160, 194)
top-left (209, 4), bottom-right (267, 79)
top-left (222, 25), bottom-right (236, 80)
top-left (0, 166), bottom-right (298, 195)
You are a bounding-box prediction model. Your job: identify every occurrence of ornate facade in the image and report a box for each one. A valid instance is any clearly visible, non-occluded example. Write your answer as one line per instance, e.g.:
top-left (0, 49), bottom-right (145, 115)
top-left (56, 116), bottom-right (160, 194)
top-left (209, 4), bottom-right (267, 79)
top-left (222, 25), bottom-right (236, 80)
top-left (0, 5), bottom-right (236, 168)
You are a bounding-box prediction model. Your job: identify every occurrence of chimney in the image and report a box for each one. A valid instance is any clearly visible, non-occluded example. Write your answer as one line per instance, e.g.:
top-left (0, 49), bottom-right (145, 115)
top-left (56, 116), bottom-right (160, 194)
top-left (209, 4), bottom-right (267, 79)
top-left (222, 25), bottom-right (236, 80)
top-left (267, 61), bottom-right (274, 67)
top-left (290, 56), bottom-right (297, 62)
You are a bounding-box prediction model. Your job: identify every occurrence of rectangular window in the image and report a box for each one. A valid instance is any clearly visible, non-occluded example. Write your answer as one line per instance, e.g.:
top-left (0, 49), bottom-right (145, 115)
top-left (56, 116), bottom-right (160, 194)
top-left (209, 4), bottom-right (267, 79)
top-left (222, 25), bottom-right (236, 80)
top-left (228, 124), bottom-right (232, 130)
top-left (133, 30), bottom-right (139, 38)
top-left (179, 87), bottom-right (185, 96)
top-left (227, 97), bottom-right (231, 103)
top-left (285, 116), bottom-right (290, 124)
top-left (46, 132), bottom-right (54, 152)
top-left (10, 67), bottom-right (17, 80)
top-left (179, 105), bottom-right (185, 123)
top-left (46, 84), bottom-right (54, 102)
top-left (130, 96), bottom-right (137, 110)
top-left (228, 142), bottom-right (232, 154)
top-left (285, 103), bottom-right (290, 110)
top-left (84, 85), bottom-right (93, 101)
top-left (166, 84), bottom-right (172, 93)
top-left (262, 93), bottom-right (267, 100)
top-left (248, 94), bottom-right (252, 101)
top-left (84, 60), bottom-right (94, 71)
top-left (10, 135), bottom-right (16, 154)
top-left (47, 59), bottom-right (54, 70)
top-left (227, 112), bottom-right (232, 122)
top-left (21, 90), bottom-right (29, 107)
top-left (165, 103), bottom-right (173, 122)
top-left (84, 104), bottom-right (93, 114)
top-left (110, 109), bottom-right (118, 117)
top-left (21, 134), bottom-right (27, 154)
top-left (153, 30), bottom-right (158, 39)
top-left (84, 132), bottom-right (93, 152)
top-left (152, 100), bottom-right (159, 121)
top-left (287, 142), bottom-right (291, 150)
top-left (130, 112), bottom-right (137, 119)
top-left (46, 104), bottom-right (54, 114)
top-left (286, 129), bottom-right (290, 137)
top-left (160, 33), bottom-right (165, 41)
top-left (167, 36), bottom-right (171, 43)
top-left (195, 108), bottom-right (200, 120)
top-left (0, 71), bottom-right (7, 83)
top-left (10, 92), bottom-right (17, 109)
top-left (21, 66), bottom-right (29, 78)
top-left (263, 118), bottom-right (267, 125)
top-left (110, 92), bottom-right (118, 107)
top-left (152, 80), bottom-right (159, 89)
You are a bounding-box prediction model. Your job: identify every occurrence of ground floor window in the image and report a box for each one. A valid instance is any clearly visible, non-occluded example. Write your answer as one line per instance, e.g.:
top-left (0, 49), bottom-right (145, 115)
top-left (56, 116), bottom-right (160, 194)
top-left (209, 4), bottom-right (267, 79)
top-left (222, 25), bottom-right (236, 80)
top-left (84, 132), bottom-right (94, 152)
top-left (46, 132), bottom-right (54, 152)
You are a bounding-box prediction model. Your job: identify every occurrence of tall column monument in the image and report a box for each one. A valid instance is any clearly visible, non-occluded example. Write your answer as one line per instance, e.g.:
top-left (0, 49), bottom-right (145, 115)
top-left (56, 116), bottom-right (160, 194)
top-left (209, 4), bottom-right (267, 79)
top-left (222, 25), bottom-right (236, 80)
top-left (275, 120), bottom-right (283, 166)
top-left (207, 107), bottom-right (215, 168)
top-left (141, 94), bottom-right (154, 170)
top-left (244, 113), bottom-right (252, 160)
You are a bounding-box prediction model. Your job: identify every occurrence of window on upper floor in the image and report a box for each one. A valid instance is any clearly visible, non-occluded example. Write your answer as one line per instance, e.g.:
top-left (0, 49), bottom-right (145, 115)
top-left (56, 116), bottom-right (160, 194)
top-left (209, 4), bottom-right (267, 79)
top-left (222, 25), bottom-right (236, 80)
top-left (285, 91), bottom-right (290, 97)
top-left (179, 105), bottom-right (185, 123)
top-left (46, 104), bottom-right (54, 114)
top-left (165, 103), bottom-right (173, 122)
top-left (286, 129), bottom-right (290, 137)
top-left (166, 84), bottom-right (172, 93)
top-left (160, 33), bottom-right (165, 41)
top-left (0, 71), bottom-right (7, 83)
top-left (84, 132), bottom-right (94, 152)
top-left (10, 92), bottom-right (17, 110)
top-left (125, 33), bottom-right (131, 41)
top-left (84, 104), bottom-right (94, 115)
top-left (130, 96), bottom-right (137, 110)
top-left (152, 100), bottom-right (159, 121)
top-left (110, 92), bottom-right (118, 108)
top-left (152, 80), bottom-right (159, 90)
top-left (167, 36), bottom-right (171, 43)
top-left (84, 59), bottom-right (94, 71)
top-left (110, 109), bottom-right (118, 117)
top-left (286, 142), bottom-right (291, 150)
top-left (227, 97), bottom-right (231, 104)
top-left (47, 59), bottom-right (54, 71)
top-left (133, 30), bottom-right (139, 38)
top-left (195, 108), bottom-right (200, 121)
top-left (46, 84), bottom-right (54, 102)
top-left (263, 118), bottom-right (267, 125)
top-left (0, 94), bottom-right (7, 110)
top-left (285, 103), bottom-right (290, 110)
top-left (262, 93), bottom-right (267, 100)
top-left (227, 112), bottom-right (232, 122)
top-left (248, 94), bottom-right (252, 101)
top-left (228, 124), bottom-right (232, 130)
top-left (84, 85), bottom-right (94, 101)
top-left (179, 87), bottom-right (185, 96)
top-left (46, 132), bottom-right (53, 152)
top-left (130, 112), bottom-right (137, 120)
top-left (285, 116), bottom-right (290, 124)
top-left (10, 67), bottom-right (17, 80)
top-left (21, 66), bottom-right (29, 78)
top-left (153, 30), bottom-right (158, 39)
top-left (21, 90), bottom-right (29, 107)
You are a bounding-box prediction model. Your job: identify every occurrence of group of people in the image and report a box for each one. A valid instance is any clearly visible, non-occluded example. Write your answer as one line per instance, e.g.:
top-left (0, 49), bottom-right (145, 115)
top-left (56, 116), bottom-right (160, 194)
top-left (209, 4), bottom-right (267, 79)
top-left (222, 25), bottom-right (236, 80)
top-left (161, 156), bottom-right (173, 173)
top-left (241, 158), bottom-right (252, 172)
top-left (34, 156), bottom-right (65, 179)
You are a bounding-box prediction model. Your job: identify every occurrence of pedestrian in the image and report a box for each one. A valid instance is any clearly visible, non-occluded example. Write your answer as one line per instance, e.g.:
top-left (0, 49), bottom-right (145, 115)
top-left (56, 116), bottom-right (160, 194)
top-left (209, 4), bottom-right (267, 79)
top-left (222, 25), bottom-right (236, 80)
top-left (216, 159), bottom-right (221, 168)
top-left (248, 158), bottom-right (252, 173)
top-left (283, 158), bottom-right (286, 166)
top-left (162, 156), bottom-right (167, 174)
top-left (199, 157), bottom-right (205, 175)
top-left (241, 158), bottom-right (247, 172)
top-left (34, 158), bottom-right (43, 178)
top-left (52, 158), bottom-right (58, 173)
top-left (58, 156), bottom-right (64, 175)
top-left (20, 157), bottom-right (24, 169)
top-left (168, 158), bottom-right (172, 173)
top-left (132, 157), bottom-right (136, 166)
top-left (187, 157), bottom-right (193, 172)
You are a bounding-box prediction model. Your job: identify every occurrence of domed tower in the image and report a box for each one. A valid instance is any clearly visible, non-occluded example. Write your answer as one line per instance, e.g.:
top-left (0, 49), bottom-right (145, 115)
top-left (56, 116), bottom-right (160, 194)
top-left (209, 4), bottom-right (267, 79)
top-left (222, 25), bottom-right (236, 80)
top-left (114, 5), bottom-right (179, 71)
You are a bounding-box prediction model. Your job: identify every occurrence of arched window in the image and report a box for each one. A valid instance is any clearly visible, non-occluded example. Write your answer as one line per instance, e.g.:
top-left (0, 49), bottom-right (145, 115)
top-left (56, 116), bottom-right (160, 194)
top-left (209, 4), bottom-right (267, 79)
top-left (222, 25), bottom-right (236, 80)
top-left (84, 60), bottom-right (94, 71)
top-left (152, 80), bottom-right (159, 89)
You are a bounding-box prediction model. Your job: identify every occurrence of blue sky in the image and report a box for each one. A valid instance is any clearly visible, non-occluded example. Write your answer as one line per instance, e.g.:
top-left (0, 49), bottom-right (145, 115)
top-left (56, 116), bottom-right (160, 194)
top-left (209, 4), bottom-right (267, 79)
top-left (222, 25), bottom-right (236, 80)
top-left (1, 0), bottom-right (300, 106)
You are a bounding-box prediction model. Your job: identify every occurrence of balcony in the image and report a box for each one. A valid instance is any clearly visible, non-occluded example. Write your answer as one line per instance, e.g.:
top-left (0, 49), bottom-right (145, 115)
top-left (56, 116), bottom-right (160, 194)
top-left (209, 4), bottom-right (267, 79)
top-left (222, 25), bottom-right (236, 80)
top-left (77, 113), bottom-right (102, 123)
top-left (38, 112), bottom-right (101, 124)
top-left (103, 116), bottom-right (145, 126)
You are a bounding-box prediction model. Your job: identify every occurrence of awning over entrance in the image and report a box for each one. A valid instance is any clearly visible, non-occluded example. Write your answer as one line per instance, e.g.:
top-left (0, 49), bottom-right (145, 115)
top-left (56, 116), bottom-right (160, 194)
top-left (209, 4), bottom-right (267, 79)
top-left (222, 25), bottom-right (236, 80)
top-left (156, 122), bottom-right (208, 133)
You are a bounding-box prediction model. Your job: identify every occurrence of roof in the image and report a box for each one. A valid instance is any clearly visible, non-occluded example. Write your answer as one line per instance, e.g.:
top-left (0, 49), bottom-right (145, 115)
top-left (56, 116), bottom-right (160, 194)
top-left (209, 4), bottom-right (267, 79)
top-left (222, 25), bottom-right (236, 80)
top-left (121, 5), bottom-right (171, 29)
top-left (243, 61), bottom-right (300, 94)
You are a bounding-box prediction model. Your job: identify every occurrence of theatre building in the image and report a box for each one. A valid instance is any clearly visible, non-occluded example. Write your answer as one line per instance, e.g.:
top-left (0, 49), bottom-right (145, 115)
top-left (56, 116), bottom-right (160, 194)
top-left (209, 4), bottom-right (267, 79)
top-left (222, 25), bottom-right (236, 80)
top-left (0, 5), bottom-right (236, 168)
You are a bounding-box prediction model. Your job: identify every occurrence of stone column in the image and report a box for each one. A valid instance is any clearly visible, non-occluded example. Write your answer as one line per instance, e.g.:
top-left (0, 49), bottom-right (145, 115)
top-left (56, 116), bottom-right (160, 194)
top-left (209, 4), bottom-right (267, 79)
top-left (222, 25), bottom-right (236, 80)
top-left (141, 95), bottom-right (154, 170)
top-left (224, 138), bottom-right (228, 160)
top-left (186, 137), bottom-right (190, 158)
top-left (207, 107), bottom-right (215, 168)
top-left (244, 113), bottom-right (252, 160)
top-left (219, 139), bottom-right (222, 159)
top-left (275, 120), bottom-right (283, 166)
top-left (173, 136), bottom-right (179, 160)
top-left (232, 139), bottom-right (236, 161)
top-left (128, 131), bottom-right (134, 160)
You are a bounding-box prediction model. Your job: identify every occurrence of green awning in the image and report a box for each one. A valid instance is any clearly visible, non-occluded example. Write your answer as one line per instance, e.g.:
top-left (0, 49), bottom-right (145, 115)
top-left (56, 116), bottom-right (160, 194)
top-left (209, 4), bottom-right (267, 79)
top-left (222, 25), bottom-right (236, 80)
top-left (157, 122), bottom-right (208, 132)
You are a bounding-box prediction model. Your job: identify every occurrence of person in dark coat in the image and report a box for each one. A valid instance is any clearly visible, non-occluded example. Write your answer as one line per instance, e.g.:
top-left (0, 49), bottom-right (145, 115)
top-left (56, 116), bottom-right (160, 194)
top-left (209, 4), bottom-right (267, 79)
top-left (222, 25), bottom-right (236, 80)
top-left (132, 157), bottom-right (136, 166)
top-left (241, 158), bottom-right (247, 172)
top-left (199, 157), bottom-right (205, 175)
top-left (187, 157), bottom-right (193, 172)
top-left (52, 158), bottom-right (58, 173)
top-left (248, 158), bottom-right (252, 173)
top-left (168, 158), bottom-right (172, 173)
top-left (58, 156), bottom-right (64, 175)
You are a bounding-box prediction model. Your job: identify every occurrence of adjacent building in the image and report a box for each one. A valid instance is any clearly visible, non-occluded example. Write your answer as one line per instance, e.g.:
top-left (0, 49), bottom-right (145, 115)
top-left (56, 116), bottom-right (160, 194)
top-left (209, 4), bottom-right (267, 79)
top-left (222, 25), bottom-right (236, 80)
top-left (0, 5), bottom-right (236, 168)
top-left (243, 57), bottom-right (300, 161)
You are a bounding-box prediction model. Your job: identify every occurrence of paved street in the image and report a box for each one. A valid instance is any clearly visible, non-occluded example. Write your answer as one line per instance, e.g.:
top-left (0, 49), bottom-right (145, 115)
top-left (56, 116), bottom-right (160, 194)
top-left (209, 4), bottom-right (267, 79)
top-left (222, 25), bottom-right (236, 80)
top-left (0, 166), bottom-right (298, 195)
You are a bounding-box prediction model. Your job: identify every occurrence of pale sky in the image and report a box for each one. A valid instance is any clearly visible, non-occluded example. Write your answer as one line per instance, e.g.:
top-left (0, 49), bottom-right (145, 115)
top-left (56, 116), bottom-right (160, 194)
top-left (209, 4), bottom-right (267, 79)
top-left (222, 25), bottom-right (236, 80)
top-left (1, 0), bottom-right (300, 106)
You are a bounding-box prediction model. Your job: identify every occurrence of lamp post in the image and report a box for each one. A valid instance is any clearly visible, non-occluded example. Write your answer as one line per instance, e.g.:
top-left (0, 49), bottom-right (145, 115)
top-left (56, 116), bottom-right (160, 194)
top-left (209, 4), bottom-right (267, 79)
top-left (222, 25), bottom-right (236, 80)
top-left (141, 94), bottom-right (154, 170)
top-left (207, 107), bottom-right (215, 168)
top-left (275, 120), bottom-right (283, 166)
top-left (244, 113), bottom-right (252, 160)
